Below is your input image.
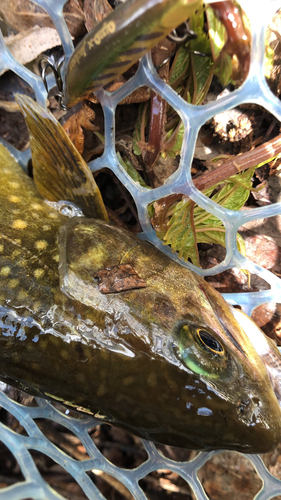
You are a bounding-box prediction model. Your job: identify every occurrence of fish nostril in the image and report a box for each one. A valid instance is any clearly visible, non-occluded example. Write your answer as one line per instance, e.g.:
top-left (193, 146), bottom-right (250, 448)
top-left (252, 397), bottom-right (260, 406)
top-left (237, 398), bottom-right (251, 415)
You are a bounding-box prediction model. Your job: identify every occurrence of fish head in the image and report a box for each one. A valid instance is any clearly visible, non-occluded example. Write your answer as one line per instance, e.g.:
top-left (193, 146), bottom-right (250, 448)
top-left (59, 217), bottom-right (281, 452)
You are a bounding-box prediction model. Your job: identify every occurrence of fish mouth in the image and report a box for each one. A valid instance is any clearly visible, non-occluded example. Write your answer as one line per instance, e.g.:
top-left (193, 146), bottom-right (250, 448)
top-left (230, 306), bottom-right (281, 407)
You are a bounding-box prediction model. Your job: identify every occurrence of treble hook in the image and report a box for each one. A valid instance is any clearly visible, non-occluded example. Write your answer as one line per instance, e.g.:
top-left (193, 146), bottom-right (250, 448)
top-left (38, 55), bottom-right (66, 110)
top-left (168, 23), bottom-right (211, 57)
top-left (168, 22), bottom-right (197, 43)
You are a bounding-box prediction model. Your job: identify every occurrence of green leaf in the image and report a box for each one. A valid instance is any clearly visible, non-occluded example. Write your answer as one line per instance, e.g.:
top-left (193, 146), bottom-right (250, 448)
top-left (205, 4), bottom-right (233, 87)
top-left (205, 4), bottom-right (226, 61)
top-left (162, 168), bottom-right (256, 266)
top-left (169, 45), bottom-right (190, 87)
top-left (264, 44), bottom-right (274, 79)
top-left (133, 102), bottom-right (148, 156)
top-left (116, 152), bottom-right (149, 188)
top-left (165, 122), bottom-right (185, 158)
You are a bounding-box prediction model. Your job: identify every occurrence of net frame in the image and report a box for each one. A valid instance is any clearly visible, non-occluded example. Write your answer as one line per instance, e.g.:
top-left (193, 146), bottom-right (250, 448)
top-left (0, 0), bottom-right (281, 498)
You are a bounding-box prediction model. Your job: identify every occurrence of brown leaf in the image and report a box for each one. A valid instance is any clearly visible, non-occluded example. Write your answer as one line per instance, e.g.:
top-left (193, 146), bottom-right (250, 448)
top-left (251, 303), bottom-right (281, 344)
top-left (0, 0), bottom-right (85, 38)
top-left (63, 101), bottom-right (98, 155)
top-left (1, 27), bottom-right (61, 77)
top-left (87, 79), bottom-right (151, 105)
top-left (63, 0), bottom-right (86, 38)
top-left (94, 264), bottom-right (146, 293)
top-left (84, 0), bottom-right (113, 32)
top-left (195, 452), bottom-right (261, 500)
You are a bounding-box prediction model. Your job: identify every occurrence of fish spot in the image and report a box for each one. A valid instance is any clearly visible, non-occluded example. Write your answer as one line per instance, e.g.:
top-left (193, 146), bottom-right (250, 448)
top-left (43, 225), bottom-right (51, 231)
top-left (18, 259), bottom-right (27, 267)
top-left (123, 376), bottom-right (135, 386)
top-left (35, 240), bottom-right (48, 250)
top-left (12, 249), bottom-right (21, 258)
top-left (76, 373), bottom-right (86, 384)
top-left (97, 385), bottom-right (107, 397)
top-left (31, 203), bottom-right (44, 210)
top-left (52, 254), bottom-right (59, 262)
top-left (17, 290), bottom-right (28, 300)
top-left (8, 181), bottom-right (20, 189)
top-left (0, 244), bottom-right (4, 253)
top-left (8, 279), bottom-right (20, 289)
top-left (0, 266), bottom-right (11, 277)
top-left (13, 219), bottom-right (27, 229)
top-left (32, 213), bottom-right (40, 220)
top-left (48, 212), bottom-right (58, 219)
top-left (33, 301), bottom-right (42, 313)
top-left (34, 269), bottom-right (44, 279)
top-left (60, 350), bottom-right (69, 360)
top-left (31, 363), bottom-right (41, 372)
top-left (49, 335), bottom-right (59, 345)
top-left (147, 372), bottom-right (157, 387)
top-left (9, 195), bottom-right (21, 203)
top-left (39, 337), bottom-right (48, 348)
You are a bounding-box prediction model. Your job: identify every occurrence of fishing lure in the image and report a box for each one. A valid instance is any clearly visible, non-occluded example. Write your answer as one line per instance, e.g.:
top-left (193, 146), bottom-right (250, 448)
top-left (40, 0), bottom-right (250, 109)
top-left (45, 0), bottom-right (203, 108)
top-left (0, 94), bottom-right (281, 453)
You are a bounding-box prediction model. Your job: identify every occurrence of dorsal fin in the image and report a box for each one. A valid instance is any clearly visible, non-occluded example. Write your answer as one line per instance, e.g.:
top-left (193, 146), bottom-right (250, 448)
top-left (15, 94), bottom-right (108, 221)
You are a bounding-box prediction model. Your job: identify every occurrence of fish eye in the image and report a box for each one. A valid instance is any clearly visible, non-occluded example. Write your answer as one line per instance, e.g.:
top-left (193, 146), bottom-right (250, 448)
top-left (197, 329), bottom-right (224, 354)
top-left (177, 324), bottom-right (230, 378)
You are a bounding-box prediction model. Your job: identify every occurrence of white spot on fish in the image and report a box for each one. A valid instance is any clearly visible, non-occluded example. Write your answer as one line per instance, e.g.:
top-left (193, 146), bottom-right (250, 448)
top-left (197, 407), bottom-right (213, 417)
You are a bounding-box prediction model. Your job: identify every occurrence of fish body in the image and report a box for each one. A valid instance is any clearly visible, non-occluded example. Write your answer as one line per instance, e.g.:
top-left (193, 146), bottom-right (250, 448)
top-left (61, 0), bottom-right (202, 108)
top-left (0, 139), bottom-right (281, 453)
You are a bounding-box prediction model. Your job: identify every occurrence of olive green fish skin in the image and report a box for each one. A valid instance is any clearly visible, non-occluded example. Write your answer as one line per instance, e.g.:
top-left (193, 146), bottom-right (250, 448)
top-left (62, 0), bottom-right (202, 108)
top-left (0, 144), bottom-right (281, 453)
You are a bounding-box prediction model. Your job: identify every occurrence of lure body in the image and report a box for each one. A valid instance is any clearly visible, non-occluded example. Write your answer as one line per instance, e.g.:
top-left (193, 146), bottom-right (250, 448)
top-left (61, 0), bottom-right (202, 108)
top-left (0, 138), bottom-right (281, 452)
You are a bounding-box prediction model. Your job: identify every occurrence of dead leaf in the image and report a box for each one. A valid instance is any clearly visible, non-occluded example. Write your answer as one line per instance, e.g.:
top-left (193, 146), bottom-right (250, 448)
top-left (63, 101), bottom-right (98, 155)
top-left (84, 0), bottom-right (113, 32)
top-left (0, 0), bottom-right (85, 38)
top-left (251, 303), bottom-right (281, 344)
top-left (1, 26), bottom-right (61, 76)
top-left (63, 0), bottom-right (86, 38)
top-left (94, 264), bottom-right (146, 293)
top-left (194, 452), bottom-right (262, 500)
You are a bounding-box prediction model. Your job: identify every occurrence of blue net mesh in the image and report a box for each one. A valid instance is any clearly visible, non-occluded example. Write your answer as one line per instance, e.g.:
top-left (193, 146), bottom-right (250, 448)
top-left (0, 0), bottom-right (281, 498)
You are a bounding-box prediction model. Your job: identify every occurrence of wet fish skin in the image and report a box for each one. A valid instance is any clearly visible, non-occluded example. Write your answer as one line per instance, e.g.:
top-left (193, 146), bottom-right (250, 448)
top-left (0, 100), bottom-right (281, 452)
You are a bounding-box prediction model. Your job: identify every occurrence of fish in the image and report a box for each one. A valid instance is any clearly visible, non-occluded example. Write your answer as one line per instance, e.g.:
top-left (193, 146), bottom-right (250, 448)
top-left (60, 0), bottom-right (202, 108)
top-left (0, 94), bottom-right (280, 453)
